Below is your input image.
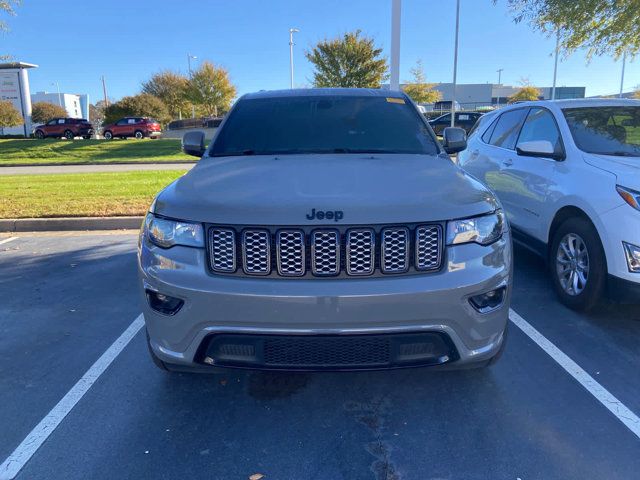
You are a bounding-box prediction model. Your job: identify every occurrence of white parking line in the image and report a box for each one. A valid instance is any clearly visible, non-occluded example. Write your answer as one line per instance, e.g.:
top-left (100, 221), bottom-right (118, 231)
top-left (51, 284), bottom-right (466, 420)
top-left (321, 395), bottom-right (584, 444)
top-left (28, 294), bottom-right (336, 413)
top-left (509, 308), bottom-right (640, 440)
top-left (0, 237), bottom-right (18, 246)
top-left (0, 315), bottom-right (144, 480)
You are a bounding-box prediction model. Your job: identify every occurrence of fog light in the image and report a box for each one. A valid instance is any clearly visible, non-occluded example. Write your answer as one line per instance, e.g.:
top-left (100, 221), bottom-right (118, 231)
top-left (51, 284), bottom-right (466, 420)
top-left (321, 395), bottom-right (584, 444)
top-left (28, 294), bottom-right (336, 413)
top-left (146, 289), bottom-right (184, 315)
top-left (623, 242), bottom-right (640, 272)
top-left (469, 287), bottom-right (506, 313)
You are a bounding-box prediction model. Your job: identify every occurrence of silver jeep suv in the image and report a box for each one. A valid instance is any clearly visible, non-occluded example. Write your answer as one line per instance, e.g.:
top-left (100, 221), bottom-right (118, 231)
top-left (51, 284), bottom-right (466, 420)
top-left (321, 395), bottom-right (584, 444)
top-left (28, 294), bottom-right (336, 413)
top-left (138, 89), bottom-right (512, 372)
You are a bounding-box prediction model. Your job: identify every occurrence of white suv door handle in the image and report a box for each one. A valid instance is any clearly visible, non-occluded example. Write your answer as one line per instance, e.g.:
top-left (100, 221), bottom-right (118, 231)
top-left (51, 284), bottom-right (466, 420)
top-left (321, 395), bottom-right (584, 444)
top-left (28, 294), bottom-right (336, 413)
top-left (503, 158), bottom-right (513, 167)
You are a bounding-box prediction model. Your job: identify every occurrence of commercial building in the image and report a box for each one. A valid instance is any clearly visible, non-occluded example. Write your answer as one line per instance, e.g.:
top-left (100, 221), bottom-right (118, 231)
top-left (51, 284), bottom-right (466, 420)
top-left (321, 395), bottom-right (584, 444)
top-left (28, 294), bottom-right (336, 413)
top-left (30, 91), bottom-right (90, 120)
top-left (0, 61), bottom-right (37, 136)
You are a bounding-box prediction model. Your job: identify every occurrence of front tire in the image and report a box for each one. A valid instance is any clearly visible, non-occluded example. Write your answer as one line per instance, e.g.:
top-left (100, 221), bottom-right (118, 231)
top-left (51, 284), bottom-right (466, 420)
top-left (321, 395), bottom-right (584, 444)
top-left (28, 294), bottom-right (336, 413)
top-left (35, 130), bottom-right (45, 139)
top-left (550, 217), bottom-right (606, 311)
top-left (103, 130), bottom-right (113, 140)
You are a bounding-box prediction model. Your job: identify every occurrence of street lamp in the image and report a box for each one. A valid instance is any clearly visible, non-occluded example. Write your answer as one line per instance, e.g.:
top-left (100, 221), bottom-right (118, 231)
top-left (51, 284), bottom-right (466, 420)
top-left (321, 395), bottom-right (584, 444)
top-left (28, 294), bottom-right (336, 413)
top-left (51, 82), bottom-right (62, 107)
top-left (551, 28), bottom-right (560, 100)
top-left (187, 54), bottom-right (198, 118)
top-left (619, 51), bottom-right (627, 98)
top-left (496, 68), bottom-right (503, 107)
top-left (450, 0), bottom-right (460, 127)
top-left (289, 28), bottom-right (299, 89)
top-left (390, 0), bottom-right (401, 90)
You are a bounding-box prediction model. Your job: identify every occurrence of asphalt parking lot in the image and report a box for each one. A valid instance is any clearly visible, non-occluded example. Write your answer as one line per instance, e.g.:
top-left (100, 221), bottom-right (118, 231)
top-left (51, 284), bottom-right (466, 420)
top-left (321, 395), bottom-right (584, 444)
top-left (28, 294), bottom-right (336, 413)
top-left (0, 232), bottom-right (639, 480)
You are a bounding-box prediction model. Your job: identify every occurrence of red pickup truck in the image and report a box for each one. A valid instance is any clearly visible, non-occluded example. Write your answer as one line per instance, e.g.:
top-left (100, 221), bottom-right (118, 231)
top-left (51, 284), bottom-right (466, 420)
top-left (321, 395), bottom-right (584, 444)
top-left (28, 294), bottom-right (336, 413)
top-left (101, 117), bottom-right (162, 139)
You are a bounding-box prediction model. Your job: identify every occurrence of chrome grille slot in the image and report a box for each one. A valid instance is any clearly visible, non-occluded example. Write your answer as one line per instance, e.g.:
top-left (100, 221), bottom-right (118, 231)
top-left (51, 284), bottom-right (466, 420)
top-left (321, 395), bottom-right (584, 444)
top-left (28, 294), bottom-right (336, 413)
top-left (208, 228), bottom-right (236, 272)
top-left (346, 229), bottom-right (375, 276)
top-left (277, 230), bottom-right (305, 276)
top-left (311, 230), bottom-right (340, 276)
top-left (415, 225), bottom-right (442, 270)
top-left (381, 227), bottom-right (409, 273)
top-left (242, 229), bottom-right (271, 275)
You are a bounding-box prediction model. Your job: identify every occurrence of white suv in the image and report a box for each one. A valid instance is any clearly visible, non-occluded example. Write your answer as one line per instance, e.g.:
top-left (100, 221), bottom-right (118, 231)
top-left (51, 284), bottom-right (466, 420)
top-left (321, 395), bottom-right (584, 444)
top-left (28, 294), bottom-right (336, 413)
top-left (459, 98), bottom-right (640, 310)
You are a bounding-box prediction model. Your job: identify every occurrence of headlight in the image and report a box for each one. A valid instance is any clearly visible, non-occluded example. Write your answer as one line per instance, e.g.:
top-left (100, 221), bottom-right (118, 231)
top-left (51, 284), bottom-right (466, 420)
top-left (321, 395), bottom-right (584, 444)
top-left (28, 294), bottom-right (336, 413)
top-left (623, 242), bottom-right (640, 273)
top-left (616, 185), bottom-right (640, 211)
top-left (143, 213), bottom-right (204, 248)
top-left (446, 210), bottom-right (505, 246)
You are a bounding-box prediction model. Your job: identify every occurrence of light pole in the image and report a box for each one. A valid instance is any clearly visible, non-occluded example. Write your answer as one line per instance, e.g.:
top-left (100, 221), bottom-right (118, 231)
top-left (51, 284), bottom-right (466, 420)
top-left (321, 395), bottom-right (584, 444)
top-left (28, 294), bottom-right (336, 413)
top-left (619, 51), bottom-right (627, 98)
top-left (496, 68), bottom-right (503, 107)
top-left (450, 0), bottom-right (460, 127)
top-left (551, 28), bottom-right (560, 100)
top-left (289, 28), bottom-right (299, 89)
top-left (187, 54), bottom-right (197, 118)
top-left (52, 82), bottom-right (62, 107)
top-left (390, 0), bottom-right (401, 90)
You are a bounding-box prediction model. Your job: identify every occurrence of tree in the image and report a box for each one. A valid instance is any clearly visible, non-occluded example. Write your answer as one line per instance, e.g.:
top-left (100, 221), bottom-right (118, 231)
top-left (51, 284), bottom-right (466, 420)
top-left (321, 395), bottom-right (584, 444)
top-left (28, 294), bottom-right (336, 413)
top-left (633, 86), bottom-right (640, 100)
top-left (104, 94), bottom-right (170, 125)
top-left (89, 101), bottom-right (107, 125)
top-left (186, 61), bottom-right (236, 117)
top-left (0, 100), bottom-right (23, 129)
top-left (508, 86), bottom-right (541, 103)
top-left (501, 0), bottom-right (640, 59)
top-left (306, 30), bottom-right (388, 88)
top-left (402, 60), bottom-right (442, 104)
top-left (31, 102), bottom-right (68, 124)
top-left (142, 70), bottom-right (189, 119)
top-left (1, 0), bottom-right (21, 60)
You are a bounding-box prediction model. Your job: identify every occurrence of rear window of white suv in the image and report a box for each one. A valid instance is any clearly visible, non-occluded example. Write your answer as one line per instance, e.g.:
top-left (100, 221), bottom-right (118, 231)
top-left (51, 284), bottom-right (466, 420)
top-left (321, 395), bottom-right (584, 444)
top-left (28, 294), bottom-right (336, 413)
top-left (210, 95), bottom-right (440, 157)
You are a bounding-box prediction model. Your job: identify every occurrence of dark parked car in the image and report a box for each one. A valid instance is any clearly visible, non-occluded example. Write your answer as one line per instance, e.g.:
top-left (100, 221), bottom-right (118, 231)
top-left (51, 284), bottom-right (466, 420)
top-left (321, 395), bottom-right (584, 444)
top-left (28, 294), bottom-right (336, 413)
top-left (34, 118), bottom-right (94, 140)
top-left (101, 117), bottom-right (161, 140)
top-left (429, 112), bottom-right (484, 135)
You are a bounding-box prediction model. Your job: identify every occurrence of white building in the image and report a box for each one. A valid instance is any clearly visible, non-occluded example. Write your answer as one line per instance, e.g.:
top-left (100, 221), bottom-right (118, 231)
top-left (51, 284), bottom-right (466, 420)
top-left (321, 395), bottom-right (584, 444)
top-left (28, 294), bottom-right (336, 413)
top-left (0, 61), bottom-right (37, 136)
top-left (31, 91), bottom-right (89, 120)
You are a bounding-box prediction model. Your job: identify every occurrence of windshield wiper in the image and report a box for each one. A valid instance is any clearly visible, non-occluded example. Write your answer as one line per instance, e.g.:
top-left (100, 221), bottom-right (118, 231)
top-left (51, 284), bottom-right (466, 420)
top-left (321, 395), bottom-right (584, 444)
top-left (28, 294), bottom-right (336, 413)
top-left (599, 151), bottom-right (640, 157)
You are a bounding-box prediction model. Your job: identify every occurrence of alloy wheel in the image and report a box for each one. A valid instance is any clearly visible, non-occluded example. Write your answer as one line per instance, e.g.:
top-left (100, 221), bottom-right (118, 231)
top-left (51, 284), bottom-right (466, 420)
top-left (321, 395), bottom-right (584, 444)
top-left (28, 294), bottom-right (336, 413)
top-left (556, 233), bottom-right (590, 296)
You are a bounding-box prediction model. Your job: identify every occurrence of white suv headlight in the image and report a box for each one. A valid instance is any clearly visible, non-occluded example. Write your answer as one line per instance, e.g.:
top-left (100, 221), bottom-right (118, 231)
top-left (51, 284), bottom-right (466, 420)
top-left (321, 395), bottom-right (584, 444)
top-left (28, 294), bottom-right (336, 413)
top-left (616, 185), bottom-right (640, 212)
top-left (446, 210), bottom-right (505, 246)
top-left (143, 213), bottom-right (204, 248)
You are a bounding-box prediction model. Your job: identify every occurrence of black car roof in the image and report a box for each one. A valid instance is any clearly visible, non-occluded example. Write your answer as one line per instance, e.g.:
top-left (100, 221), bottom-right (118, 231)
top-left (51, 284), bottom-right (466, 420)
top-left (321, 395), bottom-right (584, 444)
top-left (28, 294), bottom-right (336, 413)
top-left (242, 88), bottom-right (406, 100)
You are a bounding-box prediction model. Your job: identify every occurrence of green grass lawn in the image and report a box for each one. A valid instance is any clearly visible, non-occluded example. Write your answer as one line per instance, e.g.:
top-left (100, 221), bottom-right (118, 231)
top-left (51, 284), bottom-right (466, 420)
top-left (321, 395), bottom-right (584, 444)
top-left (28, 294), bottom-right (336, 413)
top-left (0, 170), bottom-right (186, 218)
top-left (0, 138), bottom-right (190, 166)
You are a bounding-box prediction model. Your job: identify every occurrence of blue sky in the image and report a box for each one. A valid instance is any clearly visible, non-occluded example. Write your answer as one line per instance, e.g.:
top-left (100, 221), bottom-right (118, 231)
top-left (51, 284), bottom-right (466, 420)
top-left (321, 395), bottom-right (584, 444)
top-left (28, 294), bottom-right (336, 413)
top-left (2, 0), bottom-right (638, 103)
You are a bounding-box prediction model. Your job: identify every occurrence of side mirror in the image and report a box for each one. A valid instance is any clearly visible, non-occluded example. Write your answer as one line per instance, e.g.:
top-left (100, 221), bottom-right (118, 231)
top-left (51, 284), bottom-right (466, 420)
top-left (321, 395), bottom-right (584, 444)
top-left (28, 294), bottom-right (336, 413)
top-left (442, 127), bottom-right (467, 154)
top-left (516, 140), bottom-right (563, 160)
top-left (182, 131), bottom-right (206, 157)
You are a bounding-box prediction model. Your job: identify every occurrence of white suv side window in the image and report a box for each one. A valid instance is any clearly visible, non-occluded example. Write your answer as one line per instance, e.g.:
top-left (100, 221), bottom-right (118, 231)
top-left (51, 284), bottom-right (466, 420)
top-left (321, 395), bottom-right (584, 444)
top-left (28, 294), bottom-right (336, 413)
top-left (486, 108), bottom-right (528, 149)
top-left (517, 108), bottom-right (563, 154)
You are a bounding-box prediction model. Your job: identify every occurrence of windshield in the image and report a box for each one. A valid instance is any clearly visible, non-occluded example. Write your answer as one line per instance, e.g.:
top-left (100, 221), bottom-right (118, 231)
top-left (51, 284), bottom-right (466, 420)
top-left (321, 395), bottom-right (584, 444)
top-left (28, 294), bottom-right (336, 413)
top-left (563, 106), bottom-right (640, 157)
top-left (210, 95), bottom-right (439, 157)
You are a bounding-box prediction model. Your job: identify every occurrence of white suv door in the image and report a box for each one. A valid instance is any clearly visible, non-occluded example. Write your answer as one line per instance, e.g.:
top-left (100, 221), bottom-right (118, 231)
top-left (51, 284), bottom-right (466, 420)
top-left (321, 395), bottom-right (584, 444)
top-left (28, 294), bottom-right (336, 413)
top-left (505, 107), bottom-right (566, 240)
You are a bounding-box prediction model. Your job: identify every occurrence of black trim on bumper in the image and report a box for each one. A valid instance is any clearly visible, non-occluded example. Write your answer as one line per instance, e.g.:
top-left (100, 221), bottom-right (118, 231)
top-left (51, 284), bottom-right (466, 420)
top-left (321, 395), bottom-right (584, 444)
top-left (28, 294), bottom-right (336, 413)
top-left (607, 274), bottom-right (640, 303)
top-left (196, 332), bottom-right (459, 371)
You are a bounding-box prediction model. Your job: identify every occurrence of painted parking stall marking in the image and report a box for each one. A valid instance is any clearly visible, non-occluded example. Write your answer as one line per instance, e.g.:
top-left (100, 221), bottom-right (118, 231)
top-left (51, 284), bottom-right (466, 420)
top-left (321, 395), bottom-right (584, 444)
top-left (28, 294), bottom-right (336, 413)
top-left (509, 308), bottom-right (640, 439)
top-left (0, 237), bottom-right (18, 246)
top-left (0, 315), bottom-right (145, 480)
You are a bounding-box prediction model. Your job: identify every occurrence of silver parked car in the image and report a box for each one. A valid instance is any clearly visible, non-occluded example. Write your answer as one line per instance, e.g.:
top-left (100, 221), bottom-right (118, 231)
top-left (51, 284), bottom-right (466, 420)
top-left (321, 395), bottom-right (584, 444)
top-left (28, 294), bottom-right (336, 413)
top-left (138, 88), bottom-right (512, 372)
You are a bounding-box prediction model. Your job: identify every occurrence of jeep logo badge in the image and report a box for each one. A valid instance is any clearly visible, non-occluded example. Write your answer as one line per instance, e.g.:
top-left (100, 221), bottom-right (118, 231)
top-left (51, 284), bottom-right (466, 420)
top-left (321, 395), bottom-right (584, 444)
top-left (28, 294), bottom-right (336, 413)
top-left (306, 208), bottom-right (344, 222)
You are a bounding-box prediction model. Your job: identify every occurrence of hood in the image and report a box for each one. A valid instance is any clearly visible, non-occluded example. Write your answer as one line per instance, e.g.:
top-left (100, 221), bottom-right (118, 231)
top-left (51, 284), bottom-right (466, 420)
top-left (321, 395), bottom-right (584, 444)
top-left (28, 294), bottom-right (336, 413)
top-left (154, 154), bottom-right (498, 225)
top-left (585, 154), bottom-right (640, 190)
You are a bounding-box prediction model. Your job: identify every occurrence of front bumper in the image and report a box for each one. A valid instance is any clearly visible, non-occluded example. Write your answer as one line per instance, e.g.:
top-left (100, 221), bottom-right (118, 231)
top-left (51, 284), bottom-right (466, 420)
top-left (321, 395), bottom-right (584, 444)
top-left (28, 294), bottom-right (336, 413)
top-left (139, 231), bottom-right (512, 370)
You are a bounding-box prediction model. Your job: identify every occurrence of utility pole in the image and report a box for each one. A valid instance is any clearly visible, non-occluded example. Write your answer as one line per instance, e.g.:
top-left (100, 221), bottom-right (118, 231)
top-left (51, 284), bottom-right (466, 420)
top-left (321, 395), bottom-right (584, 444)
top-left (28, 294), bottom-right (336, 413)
top-left (289, 28), bottom-right (299, 89)
top-left (52, 82), bottom-right (62, 107)
top-left (619, 51), bottom-right (627, 98)
top-left (496, 68), bottom-right (503, 107)
top-left (187, 53), bottom-right (197, 118)
top-left (450, 0), bottom-right (460, 127)
top-left (390, 0), bottom-right (401, 90)
top-left (101, 76), bottom-right (108, 106)
top-left (551, 28), bottom-right (560, 100)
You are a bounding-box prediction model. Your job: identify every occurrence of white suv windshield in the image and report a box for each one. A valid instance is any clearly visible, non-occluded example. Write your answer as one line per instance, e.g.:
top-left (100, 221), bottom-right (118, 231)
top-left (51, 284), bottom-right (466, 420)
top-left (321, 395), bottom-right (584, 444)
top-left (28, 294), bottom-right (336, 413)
top-left (210, 95), bottom-right (439, 157)
top-left (563, 106), bottom-right (640, 158)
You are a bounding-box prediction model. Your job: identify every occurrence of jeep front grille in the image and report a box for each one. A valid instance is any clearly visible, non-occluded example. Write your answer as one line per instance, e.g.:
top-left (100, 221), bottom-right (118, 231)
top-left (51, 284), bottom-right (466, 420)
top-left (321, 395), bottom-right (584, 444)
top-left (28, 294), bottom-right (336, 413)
top-left (207, 224), bottom-right (443, 278)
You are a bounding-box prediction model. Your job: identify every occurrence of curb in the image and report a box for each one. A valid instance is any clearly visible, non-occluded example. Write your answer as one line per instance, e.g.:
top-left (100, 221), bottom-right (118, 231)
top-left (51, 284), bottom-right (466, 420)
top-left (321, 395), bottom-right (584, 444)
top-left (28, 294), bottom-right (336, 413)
top-left (0, 216), bottom-right (144, 232)
top-left (0, 160), bottom-right (194, 168)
